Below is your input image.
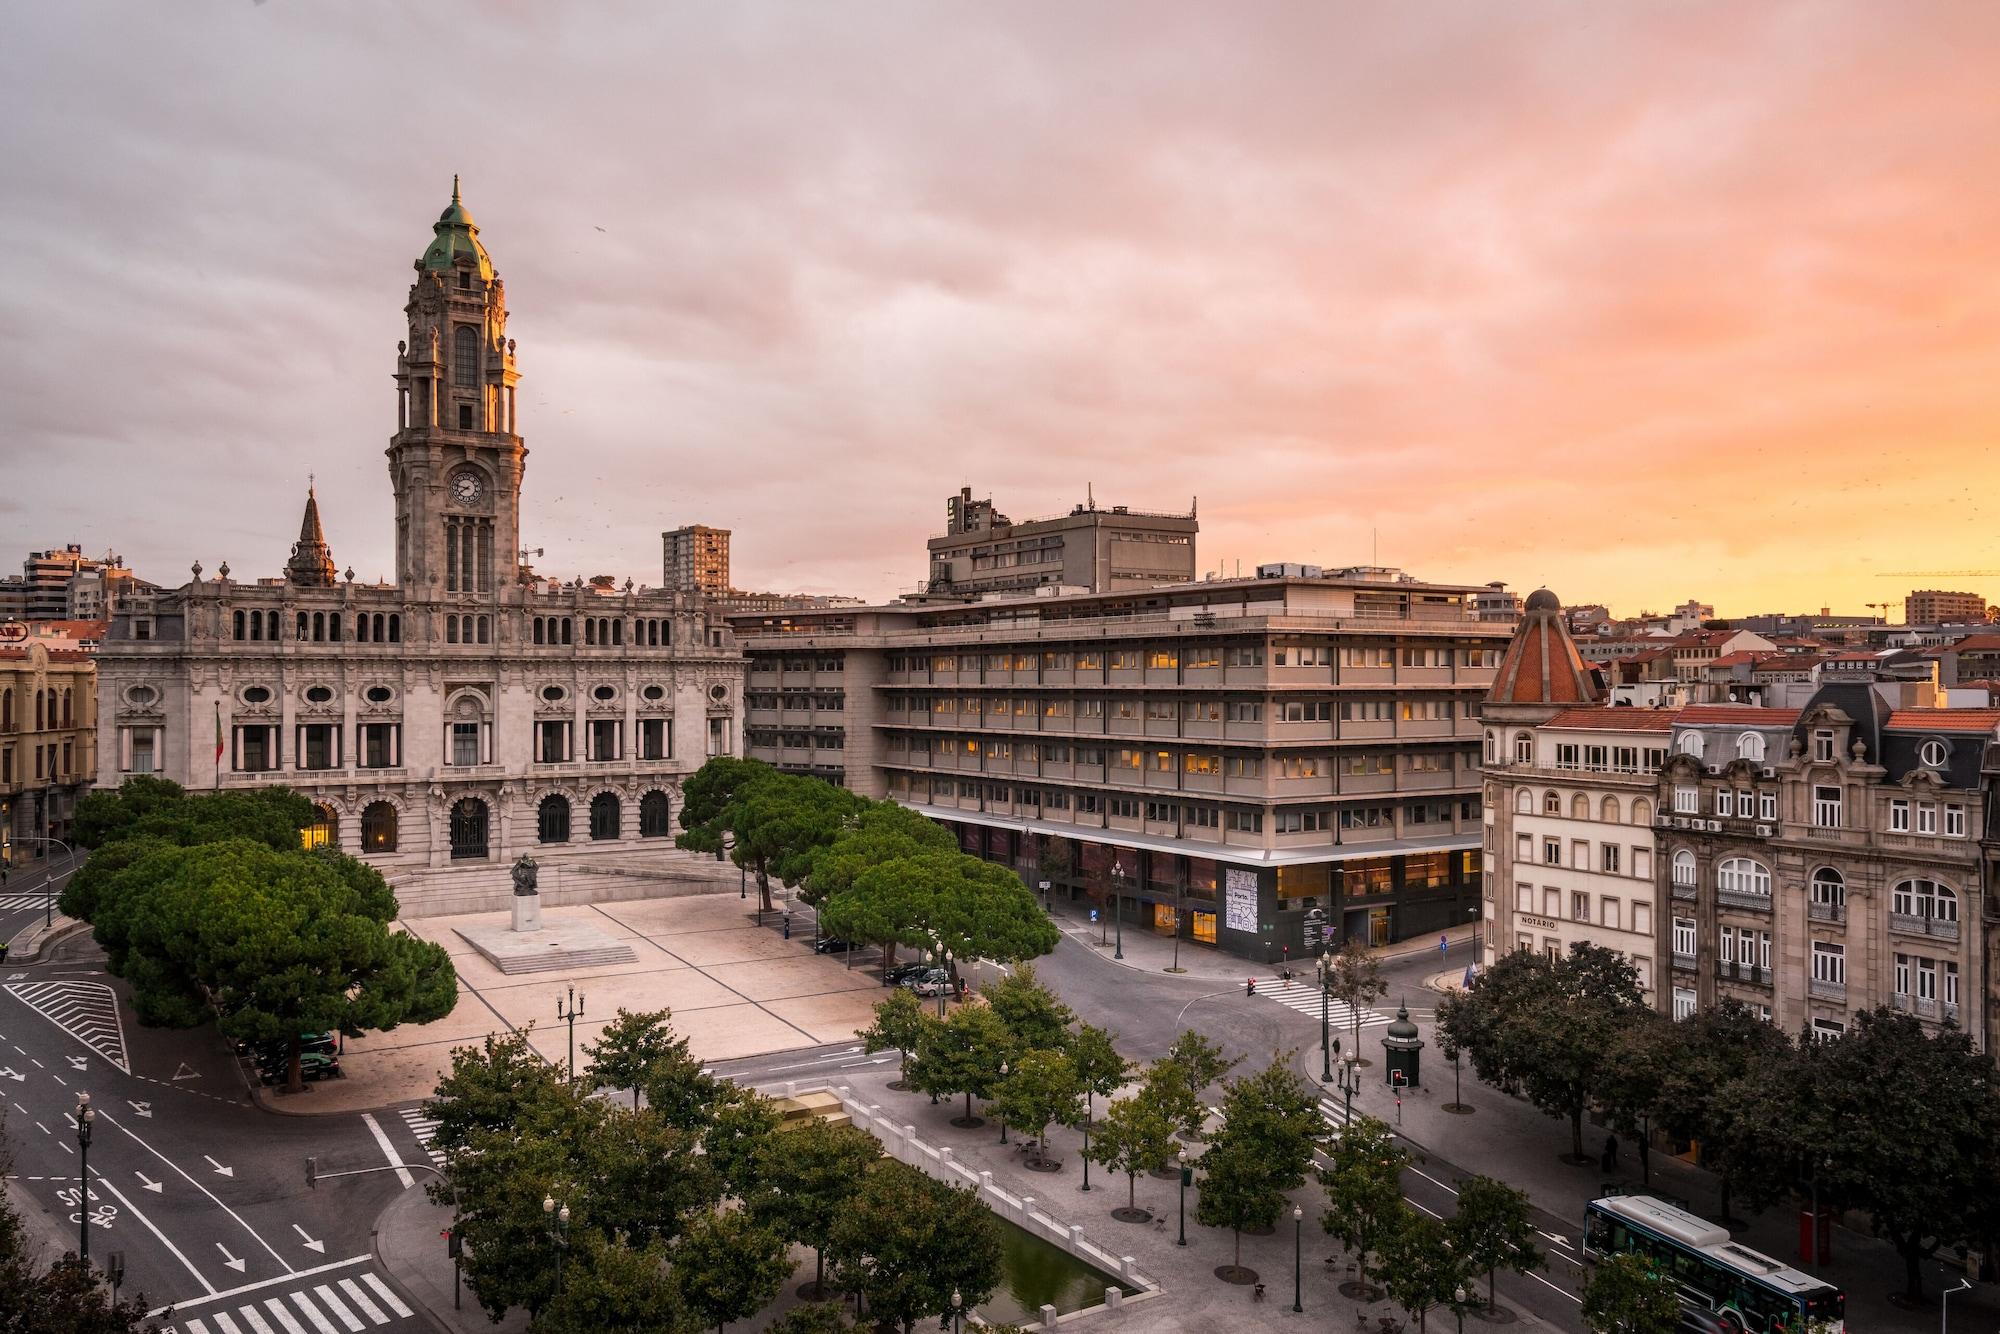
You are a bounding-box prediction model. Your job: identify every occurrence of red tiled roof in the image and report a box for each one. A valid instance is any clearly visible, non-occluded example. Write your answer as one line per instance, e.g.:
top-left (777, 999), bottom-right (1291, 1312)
top-left (22, 619), bottom-right (108, 638)
top-left (1884, 709), bottom-right (2000, 733)
top-left (1944, 634), bottom-right (2000, 653)
top-left (1543, 707), bottom-right (1681, 732)
top-left (0, 647), bottom-right (93, 663)
top-left (1487, 610), bottom-right (1603, 707)
top-left (1677, 705), bottom-right (1804, 725)
top-left (1826, 651), bottom-right (1881, 662)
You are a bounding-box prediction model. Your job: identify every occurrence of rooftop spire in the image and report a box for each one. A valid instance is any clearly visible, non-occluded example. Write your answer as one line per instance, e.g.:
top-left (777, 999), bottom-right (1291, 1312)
top-left (286, 485), bottom-right (338, 588)
top-left (1486, 588), bottom-right (1602, 708)
top-left (452, 173), bottom-right (461, 204)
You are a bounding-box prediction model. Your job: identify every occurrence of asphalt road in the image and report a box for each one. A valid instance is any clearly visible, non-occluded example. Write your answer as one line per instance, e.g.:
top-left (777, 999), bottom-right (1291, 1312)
top-left (1, 930), bottom-right (435, 1334)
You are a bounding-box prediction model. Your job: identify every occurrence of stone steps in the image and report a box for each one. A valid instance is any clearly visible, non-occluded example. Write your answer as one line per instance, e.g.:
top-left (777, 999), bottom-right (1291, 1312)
top-left (484, 945), bottom-right (637, 975)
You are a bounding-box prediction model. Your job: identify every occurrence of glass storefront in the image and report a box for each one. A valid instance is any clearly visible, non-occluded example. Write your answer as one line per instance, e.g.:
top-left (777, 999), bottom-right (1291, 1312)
top-left (1152, 903), bottom-right (1177, 934)
top-left (1192, 911), bottom-right (1218, 945)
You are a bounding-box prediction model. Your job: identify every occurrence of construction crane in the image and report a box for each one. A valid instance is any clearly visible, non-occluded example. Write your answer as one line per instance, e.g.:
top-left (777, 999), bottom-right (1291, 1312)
top-left (1875, 569), bottom-right (2000, 578)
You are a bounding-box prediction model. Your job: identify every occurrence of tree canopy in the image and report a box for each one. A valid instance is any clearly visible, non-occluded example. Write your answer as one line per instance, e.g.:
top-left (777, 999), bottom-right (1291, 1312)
top-left (1319, 1113), bottom-right (1410, 1287)
top-left (824, 1160), bottom-right (1002, 1334)
top-left (1581, 1253), bottom-right (1681, 1334)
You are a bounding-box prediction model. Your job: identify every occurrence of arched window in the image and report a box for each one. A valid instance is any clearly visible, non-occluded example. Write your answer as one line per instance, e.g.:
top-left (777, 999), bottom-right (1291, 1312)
top-left (1515, 789), bottom-right (1532, 815)
top-left (355, 615), bottom-right (369, 643)
top-left (1630, 797), bottom-right (1651, 825)
top-left (329, 613), bottom-right (342, 641)
top-left (589, 792), bottom-right (621, 841)
top-left (1543, 791), bottom-right (1560, 815)
top-left (534, 618), bottom-right (545, 645)
top-left (1676, 731), bottom-right (1705, 758)
top-left (639, 790), bottom-right (671, 838)
top-left (1893, 878), bottom-right (1958, 923)
top-left (611, 619), bottom-right (623, 646)
top-left (561, 619), bottom-right (572, 645)
top-left (296, 612), bottom-right (308, 641)
top-left (1600, 796), bottom-right (1621, 823)
top-left (450, 798), bottom-right (489, 860)
top-left (361, 802), bottom-right (398, 854)
top-left (388, 614), bottom-right (401, 643)
top-left (1512, 733), bottom-right (1532, 765)
top-left (584, 619), bottom-right (596, 646)
top-left (1570, 794), bottom-right (1589, 819)
top-left (453, 325), bottom-right (480, 386)
top-left (249, 612), bottom-right (264, 641)
top-left (265, 610), bottom-right (279, 641)
top-left (446, 618), bottom-right (459, 645)
top-left (302, 804), bottom-right (339, 851)
top-left (1717, 857), bottom-right (1770, 898)
top-left (538, 794), bottom-right (571, 844)
top-left (477, 616), bottom-right (489, 645)
top-left (1809, 867), bottom-right (1845, 909)
top-left (233, 610), bottom-right (246, 640)
top-left (1, 688), bottom-right (10, 731)
top-left (1738, 732), bottom-right (1766, 763)
top-left (1671, 849), bottom-right (1697, 887)
top-left (34, 691), bottom-right (44, 731)
top-left (61, 690), bottom-right (72, 727)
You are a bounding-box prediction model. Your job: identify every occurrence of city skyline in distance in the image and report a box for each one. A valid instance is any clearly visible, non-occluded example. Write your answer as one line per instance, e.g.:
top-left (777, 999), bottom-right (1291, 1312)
top-left (5, 4), bottom-right (1999, 616)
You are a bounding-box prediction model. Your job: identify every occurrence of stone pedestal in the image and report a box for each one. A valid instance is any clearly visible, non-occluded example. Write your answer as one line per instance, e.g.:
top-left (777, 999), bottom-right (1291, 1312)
top-left (455, 918), bottom-right (635, 975)
top-left (512, 893), bottom-right (541, 933)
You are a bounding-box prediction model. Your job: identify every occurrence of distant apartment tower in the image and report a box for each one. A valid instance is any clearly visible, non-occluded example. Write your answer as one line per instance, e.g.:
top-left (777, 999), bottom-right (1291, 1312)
top-left (0, 546), bottom-right (140, 621)
top-left (926, 487), bottom-right (1197, 596)
top-left (1905, 589), bottom-right (1986, 625)
top-left (663, 525), bottom-right (731, 596)
top-left (1474, 583), bottom-right (1522, 623)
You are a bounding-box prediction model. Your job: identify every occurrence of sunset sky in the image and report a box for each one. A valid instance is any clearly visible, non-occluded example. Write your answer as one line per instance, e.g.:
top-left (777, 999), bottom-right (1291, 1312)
top-left (5, 4), bottom-right (1999, 617)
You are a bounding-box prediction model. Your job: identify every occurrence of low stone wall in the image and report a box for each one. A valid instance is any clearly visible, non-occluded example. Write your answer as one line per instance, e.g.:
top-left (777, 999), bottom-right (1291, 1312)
top-left (389, 851), bottom-right (743, 919)
top-left (776, 1079), bottom-right (1162, 1329)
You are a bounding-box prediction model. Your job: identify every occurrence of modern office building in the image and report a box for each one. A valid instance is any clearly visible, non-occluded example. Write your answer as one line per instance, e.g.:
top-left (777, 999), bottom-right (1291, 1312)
top-left (93, 185), bottom-right (744, 908)
top-left (0, 547), bottom-right (145, 622)
top-left (1906, 589), bottom-right (1987, 626)
top-left (924, 487), bottom-right (1197, 597)
top-left (663, 525), bottom-right (732, 597)
top-left (731, 569), bottom-right (1508, 961)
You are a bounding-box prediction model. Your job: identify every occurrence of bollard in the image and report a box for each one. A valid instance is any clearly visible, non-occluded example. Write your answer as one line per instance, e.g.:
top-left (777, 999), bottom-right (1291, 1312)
top-left (980, 1170), bottom-right (994, 1200)
top-left (941, 1147), bottom-right (955, 1168)
top-left (1040, 1303), bottom-right (1059, 1329)
top-left (1120, 1255), bottom-right (1138, 1281)
top-left (1022, 1196), bottom-right (1036, 1224)
top-left (1105, 1287), bottom-right (1123, 1311)
top-left (784, 1081), bottom-right (797, 1099)
top-left (1068, 1224), bottom-right (1084, 1252)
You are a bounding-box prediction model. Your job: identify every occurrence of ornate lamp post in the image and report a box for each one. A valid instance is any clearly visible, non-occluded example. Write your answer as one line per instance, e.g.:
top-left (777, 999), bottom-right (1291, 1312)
top-left (1339, 1050), bottom-right (1360, 1124)
top-left (1292, 1203), bottom-right (1304, 1312)
top-left (1454, 1284), bottom-right (1468, 1334)
top-left (1110, 864), bottom-right (1126, 960)
top-left (543, 1195), bottom-right (570, 1296)
top-left (557, 987), bottom-right (585, 1085)
top-left (951, 1288), bottom-right (964, 1334)
top-left (1318, 952), bottom-right (1335, 1082)
top-left (74, 1091), bottom-right (94, 1262)
top-left (1176, 1149), bottom-right (1190, 1246)
top-left (997, 1061), bottom-right (1009, 1144)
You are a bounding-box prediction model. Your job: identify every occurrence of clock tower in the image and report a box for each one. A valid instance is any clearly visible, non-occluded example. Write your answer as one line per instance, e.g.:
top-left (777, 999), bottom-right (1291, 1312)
top-left (388, 178), bottom-right (526, 599)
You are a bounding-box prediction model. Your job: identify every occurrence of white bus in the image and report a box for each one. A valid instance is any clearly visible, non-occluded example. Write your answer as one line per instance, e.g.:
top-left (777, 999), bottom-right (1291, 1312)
top-left (1583, 1195), bottom-right (1844, 1333)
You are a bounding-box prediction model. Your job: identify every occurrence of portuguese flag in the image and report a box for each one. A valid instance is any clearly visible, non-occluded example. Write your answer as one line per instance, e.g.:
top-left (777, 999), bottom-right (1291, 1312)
top-left (214, 701), bottom-right (225, 763)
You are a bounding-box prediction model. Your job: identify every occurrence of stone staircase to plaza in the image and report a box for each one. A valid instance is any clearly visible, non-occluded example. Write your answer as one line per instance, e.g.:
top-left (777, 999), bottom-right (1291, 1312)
top-left (388, 847), bottom-right (745, 920)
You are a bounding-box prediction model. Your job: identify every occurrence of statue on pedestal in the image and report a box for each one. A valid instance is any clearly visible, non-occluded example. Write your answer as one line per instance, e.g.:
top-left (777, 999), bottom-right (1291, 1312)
top-left (511, 855), bottom-right (539, 895)
top-left (510, 855), bottom-right (541, 933)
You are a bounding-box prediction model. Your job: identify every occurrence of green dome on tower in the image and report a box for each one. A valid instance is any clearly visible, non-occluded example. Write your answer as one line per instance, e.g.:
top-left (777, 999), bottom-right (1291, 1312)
top-left (419, 175), bottom-right (493, 279)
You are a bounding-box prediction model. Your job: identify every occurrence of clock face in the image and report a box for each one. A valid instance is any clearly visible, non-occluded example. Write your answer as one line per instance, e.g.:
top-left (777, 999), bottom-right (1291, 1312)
top-left (449, 469), bottom-right (486, 506)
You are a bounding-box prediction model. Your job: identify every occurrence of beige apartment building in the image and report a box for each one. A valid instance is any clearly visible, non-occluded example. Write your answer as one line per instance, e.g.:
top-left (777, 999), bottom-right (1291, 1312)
top-left (1, 640), bottom-right (97, 862)
top-left (731, 570), bottom-right (1508, 961)
top-left (1905, 589), bottom-right (1986, 626)
top-left (663, 525), bottom-right (732, 597)
top-left (925, 487), bottom-right (1198, 597)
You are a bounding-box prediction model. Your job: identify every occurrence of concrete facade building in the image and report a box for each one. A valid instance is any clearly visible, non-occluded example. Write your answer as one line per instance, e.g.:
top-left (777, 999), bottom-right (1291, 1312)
top-left (663, 525), bottom-right (732, 597)
top-left (0, 547), bottom-right (144, 622)
top-left (1, 640), bottom-right (96, 863)
top-left (92, 186), bottom-right (745, 910)
top-left (925, 487), bottom-right (1197, 597)
top-left (732, 571), bottom-right (1508, 960)
top-left (1906, 589), bottom-right (1987, 626)
top-left (1473, 583), bottom-right (1522, 623)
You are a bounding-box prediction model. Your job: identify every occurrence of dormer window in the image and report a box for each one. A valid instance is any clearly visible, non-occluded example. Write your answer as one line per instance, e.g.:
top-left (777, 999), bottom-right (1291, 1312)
top-left (458, 269), bottom-right (470, 290)
top-left (1812, 729), bottom-right (1835, 762)
top-left (1918, 738), bottom-right (1948, 769)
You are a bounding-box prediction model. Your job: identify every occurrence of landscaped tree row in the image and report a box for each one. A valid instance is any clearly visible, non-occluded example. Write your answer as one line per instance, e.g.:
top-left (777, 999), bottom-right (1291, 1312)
top-left (432, 1010), bottom-right (1005, 1334)
top-left (60, 776), bottom-right (458, 1092)
top-left (1438, 942), bottom-right (2000, 1302)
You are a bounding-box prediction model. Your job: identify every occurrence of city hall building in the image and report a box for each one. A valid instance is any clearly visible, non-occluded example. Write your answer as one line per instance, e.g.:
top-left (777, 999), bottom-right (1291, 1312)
top-left (94, 186), bottom-right (744, 908)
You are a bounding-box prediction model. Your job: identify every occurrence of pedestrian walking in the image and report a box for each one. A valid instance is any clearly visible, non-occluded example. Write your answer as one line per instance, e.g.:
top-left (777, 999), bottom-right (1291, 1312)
top-left (1601, 1133), bottom-right (1619, 1172)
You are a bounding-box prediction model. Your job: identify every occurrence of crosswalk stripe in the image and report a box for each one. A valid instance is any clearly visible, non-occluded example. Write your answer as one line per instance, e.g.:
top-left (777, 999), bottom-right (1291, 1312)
top-left (287, 1292), bottom-right (338, 1334)
top-left (312, 1285), bottom-right (365, 1333)
top-left (360, 1274), bottom-right (413, 1320)
top-left (337, 1279), bottom-right (385, 1324)
top-left (262, 1297), bottom-right (308, 1334)
top-left (211, 1312), bottom-right (245, 1334)
top-left (238, 1306), bottom-right (276, 1334)
top-left (186, 1320), bottom-right (213, 1334)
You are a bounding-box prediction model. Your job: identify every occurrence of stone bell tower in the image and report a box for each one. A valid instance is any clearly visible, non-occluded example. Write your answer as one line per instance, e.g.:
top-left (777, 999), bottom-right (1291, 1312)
top-left (387, 178), bottom-right (526, 598)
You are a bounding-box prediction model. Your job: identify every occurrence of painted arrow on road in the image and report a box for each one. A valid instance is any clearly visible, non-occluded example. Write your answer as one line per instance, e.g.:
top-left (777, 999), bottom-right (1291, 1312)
top-left (67, 1055), bottom-right (87, 1071)
top-left (126, 1100), bottom-right (151, 1118)
top-left (204, 1155), bottom-right (234, 1179)
top-left (215, 1243), bottom-right (247, 1273)
top-left (133, 1171), bottom-right (162, 1194)
top-left (292, 1224), bottom-right (325, 1254)
top-left (0, 1067), bottom-right (22, 1083)
top-left (1536, 1229), bottom-right (1571, 1250)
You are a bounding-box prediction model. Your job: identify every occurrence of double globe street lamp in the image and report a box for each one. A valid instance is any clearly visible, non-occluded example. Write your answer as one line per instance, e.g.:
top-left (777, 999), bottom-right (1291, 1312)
top-left (74, 1091), bottom-right (94, 1263)
top-left (543, 1195), bottom-right (570, 1295)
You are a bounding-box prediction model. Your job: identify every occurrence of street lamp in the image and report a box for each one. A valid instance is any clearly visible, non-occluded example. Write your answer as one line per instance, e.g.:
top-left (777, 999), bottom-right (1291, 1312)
top-left (74, 1091), bottom-right (93, 1263)
top-left (951, 1288), bottom-right (964, 1334)
top-left (1339, 1051), bottom-right (1360, 1124)
top-left (997, 1061), bottom-right (1009, 1144)
top-left (1318, 953), bottom-right (1335, 1082)
top-left (1454, 1284), bottom-right (1467, 1334)
top-left (1165, 872), bottom-right (1187, 974)
top-left (1943, 1275), bottom-right (1972, 1334)
top-left (543, 1195), bottom-right (570, 1296)
top-left (1292, 1204), bottom-right (1304, 1312)
top-left (1079, 1117), bottom-right (1092, 1192)
top-left (1110, 865), bottom-right (1126, 960)
top-left (7, 834), bottom-right (76, 928)
top-left (1176, 1149), bottom-right (1190, 1247)
top-left (557, 987), bottom-right (585, 1086)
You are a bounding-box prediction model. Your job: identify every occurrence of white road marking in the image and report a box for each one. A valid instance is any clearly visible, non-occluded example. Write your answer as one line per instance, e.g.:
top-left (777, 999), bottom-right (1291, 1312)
top-left (312, 1283), bottom-right (364, 1332)
top-left (293, 1224), bottom-right (325, 1253)
top-left (91, 1168), bottom-right (216, 1296)
top-left (151, 1256), bottom-right (372, 1315)
top-left (359, 1274), bottom-right (411, 1319)
top-left (217, 1243), bottom-right (248, 1273)
top-left (263, 1299), bottom-right (309, 1334)
top-left (363, 1112), bottom-right (415, 1187)
top-left (187, 1319), bottom-right (214, 1334)
top-left (239, 1309), bottom-right (277, 1334)
top-left (288, 1291), bottom-right (338, 1334)
top-left (97, 1109), bottom-right (292, 1273)
top-left (337, 1278), bottom-right (385, 1324)
top-left (394, 1107), bottom-right (443, 1171)
top-left (211, 1312), bottom-right (245, 1334)
top-left (205, 1155), bottom-right (235, 1178)
top-left (2, 980), bottom-right (131, 1072)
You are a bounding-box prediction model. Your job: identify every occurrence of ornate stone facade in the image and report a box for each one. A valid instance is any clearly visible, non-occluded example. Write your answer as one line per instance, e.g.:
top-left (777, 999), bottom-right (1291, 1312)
top-left (93, 188), bottom-right (745, 894)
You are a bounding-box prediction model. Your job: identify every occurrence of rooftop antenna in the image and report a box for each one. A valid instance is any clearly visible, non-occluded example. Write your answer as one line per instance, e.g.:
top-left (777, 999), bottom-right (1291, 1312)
top-left (1087, 482), bottom-right (1095, 511)
top-left (1372, 526), bottom-right (1378, 566)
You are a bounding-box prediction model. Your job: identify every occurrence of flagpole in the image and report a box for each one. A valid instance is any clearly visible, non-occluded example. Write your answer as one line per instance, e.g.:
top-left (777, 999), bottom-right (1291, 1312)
top-left (214, 699), bottom-right (223, 791)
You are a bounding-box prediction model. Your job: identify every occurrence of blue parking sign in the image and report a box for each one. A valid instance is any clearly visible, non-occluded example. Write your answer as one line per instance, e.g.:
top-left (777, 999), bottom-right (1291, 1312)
top-left (1089, 909), bottom-right (1099, 923)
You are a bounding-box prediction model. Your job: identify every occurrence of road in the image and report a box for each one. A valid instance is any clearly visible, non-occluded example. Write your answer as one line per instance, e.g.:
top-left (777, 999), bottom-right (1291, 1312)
top-left (1, 930), bottom-right (435, 1334)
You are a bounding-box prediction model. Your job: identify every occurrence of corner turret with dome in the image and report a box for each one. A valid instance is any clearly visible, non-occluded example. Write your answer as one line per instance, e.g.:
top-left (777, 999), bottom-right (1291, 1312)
top-left (90, 186), bottom-right (747, 909)
top-left (1486, 587), bottom-right (1601, 709)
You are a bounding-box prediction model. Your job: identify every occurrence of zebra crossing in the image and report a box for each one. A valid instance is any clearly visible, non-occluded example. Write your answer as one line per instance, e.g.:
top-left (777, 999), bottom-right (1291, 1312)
top-left (166, 1272), bottom-right (416, 1334)
top-left (1249, 975), bottom-right (1391, 1031)
top-left (398, 1105), bottom-right (444, 1169)
top-left (0, 892), bottom-right (53, 911)
top-left (3, 979), bottom-right (130, 1073)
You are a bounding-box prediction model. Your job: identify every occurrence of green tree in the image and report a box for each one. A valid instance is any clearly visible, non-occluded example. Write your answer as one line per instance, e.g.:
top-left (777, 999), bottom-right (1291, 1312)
top-left (1035, 836), bottom-right (1073, 896)
top-left (0, 1135), bottom-right (160, 1334)
top-left (70, 776), bottom-right (313, 855)
top-left (1581, 1253), bottom-right (1681, 1334)
top-left (982, 963), bottom-right (1074, 1050)
top-left (586, 1007), bottom-right (687, 1110)
top-left (1437, 943), bottom-right (1643, 1160)
top-left (1655, 1001), bottom-right (1793, 1220)
top-left (426, 1027), bottom-right (569, 1155)
top-left (699, 1085), bottom-right (783, 1197)
top-left (1192, 1056), bottom-right (1322, 1277)
top-left (807, 799), bottom-right (955, 909)
top-left (1596, 1009), bottom-right (1678, 1186)
top-left (1064, 1022), bottom-right (1131, 1124)
top-left (911, 998), bottom-right (1014, 1126)
top-left (765, 1304), bottom-right (850, 1334)
top-left (534, 1231), bottom-right (688, 1334)
top-left (1323, 939), bottom-right (1388, 1059)
top-left (675, 756), bottom-right (769, 859)
top-left (860, 987), bottom-right (937, 1086)
top-left (671, 1207), bottom-right (792, 1333)
top-left (1319, 1114), bottom-right (1410, 1290)
top-left (822, 850), bottom-right (1057, 984)
top-left (987, 1048), bottom-right (1084, 1165)
top-left (1082, 1090), bottom-right (1176, 1215)
top-left (1193, 1136), bottom-right (1285, 1278)
top-left (1144, 1031), bottom-right (1240, 1142)
top-left (743, 1118), bottom-right (880, 1296)
top-left (824, 1160), bottom-right (1003, 1334)
top-left (1379, 1212), bottom-right (1473, 1334)
top-left (1449, 1175), bottom-right (1542, 1312)
top-left (75, 838), bottom-right (455, 1091)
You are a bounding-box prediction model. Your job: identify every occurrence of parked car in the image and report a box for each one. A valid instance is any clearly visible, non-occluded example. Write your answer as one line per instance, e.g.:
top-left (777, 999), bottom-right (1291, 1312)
top-left (900, 968), bottom-right (954, 997)
top-left (259, 1050), bottom-right (342, 1084)
top-left (238, 1031), bottom-right (338, 1059)
top-left (881, 960), bottom-right (935, 985)
top-left (812, 937), bottom-right (851, 955)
